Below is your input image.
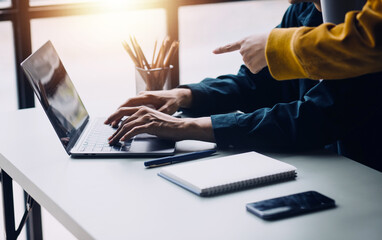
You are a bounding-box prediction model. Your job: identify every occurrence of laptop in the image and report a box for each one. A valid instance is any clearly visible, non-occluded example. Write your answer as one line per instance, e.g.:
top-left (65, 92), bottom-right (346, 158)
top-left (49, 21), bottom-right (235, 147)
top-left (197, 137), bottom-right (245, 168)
top-left (21, 41), bottom-right (176, 157)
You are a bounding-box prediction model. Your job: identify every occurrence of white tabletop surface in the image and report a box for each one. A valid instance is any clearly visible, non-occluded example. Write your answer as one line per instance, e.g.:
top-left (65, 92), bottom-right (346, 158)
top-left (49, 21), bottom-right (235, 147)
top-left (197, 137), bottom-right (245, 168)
top-left (0, 108), bottom-right (381, 240)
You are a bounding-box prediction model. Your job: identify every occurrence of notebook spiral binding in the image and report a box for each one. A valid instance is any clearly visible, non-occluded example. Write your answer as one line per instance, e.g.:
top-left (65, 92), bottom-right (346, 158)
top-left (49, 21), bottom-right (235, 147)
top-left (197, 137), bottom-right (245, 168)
top-left (202, 171), bottom-right (297, 197)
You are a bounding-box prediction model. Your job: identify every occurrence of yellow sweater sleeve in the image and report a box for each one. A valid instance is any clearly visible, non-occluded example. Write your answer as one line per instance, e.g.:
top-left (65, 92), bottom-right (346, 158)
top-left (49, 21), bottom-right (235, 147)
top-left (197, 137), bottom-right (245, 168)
top-left (266, 0), bottom-right (382, 80)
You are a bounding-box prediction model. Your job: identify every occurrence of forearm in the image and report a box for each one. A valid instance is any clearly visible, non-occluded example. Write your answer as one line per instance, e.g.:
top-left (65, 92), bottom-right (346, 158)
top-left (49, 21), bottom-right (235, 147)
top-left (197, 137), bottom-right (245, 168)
top-left (266, 0), bottom-right (382, 80)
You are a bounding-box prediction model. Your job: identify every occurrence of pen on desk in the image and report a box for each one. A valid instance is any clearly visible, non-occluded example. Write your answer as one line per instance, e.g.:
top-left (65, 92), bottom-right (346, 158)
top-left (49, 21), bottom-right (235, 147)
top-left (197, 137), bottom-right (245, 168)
top-left (144, 149), bottom-right (217, 168)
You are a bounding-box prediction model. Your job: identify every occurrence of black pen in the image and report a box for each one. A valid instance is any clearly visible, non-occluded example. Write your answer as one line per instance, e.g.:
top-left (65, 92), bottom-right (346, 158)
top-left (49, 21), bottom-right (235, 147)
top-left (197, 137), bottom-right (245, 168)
top-left (144, 149), bottom-right (217, 168)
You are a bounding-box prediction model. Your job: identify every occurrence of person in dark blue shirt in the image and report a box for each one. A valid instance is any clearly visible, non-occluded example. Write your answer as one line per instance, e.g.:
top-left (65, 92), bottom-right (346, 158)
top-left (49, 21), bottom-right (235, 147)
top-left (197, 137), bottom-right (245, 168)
top-left (105, 2), bottom-right (382, 171)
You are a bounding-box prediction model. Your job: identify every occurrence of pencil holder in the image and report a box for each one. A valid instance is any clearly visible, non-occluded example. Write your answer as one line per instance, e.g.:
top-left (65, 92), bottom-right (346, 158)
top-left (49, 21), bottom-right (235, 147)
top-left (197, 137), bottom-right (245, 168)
top-left (135, 65), bottom-right (173, 94)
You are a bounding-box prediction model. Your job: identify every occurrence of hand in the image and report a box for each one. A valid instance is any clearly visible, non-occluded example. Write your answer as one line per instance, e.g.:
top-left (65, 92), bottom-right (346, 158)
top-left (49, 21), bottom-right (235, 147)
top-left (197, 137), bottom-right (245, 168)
top-left (213, 32), bottom-right (269, 74)
top-left (104, 88), bottom-right (192, 128)
top-left (105, 106), bottom-right (214, 145)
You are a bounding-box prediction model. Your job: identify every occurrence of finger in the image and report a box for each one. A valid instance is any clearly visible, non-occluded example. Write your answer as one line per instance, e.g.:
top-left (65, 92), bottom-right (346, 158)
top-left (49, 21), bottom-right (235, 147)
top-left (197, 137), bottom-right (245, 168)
top-left (108, 107), bottom-right (152, 143)
top-left (104, 107), bottom-right (140, 125)
top-left (109, 126), bottom-right (128, 145)
top-left (105, 115), bottom-right (123, 127)
top-left (108, 117), bottom-right (128, 140)
top-left (107, 109), bottom-right (144, 140)
top-left (108, 117), bottom-right (130, 140)
top-left (158, 104), bottom-right (172, 114)
top-left (104, 109), bottom-right (121, 125)
top-left (108, 124), bottom-right (123, 141)
top-left (110, 115), bottom-right (126, 128)
top-left (120, 124), bottom-right (152, 141)
top-left (108, 119), bottom-right (143, 145)
top-left (212, 41), bottom-right (241, 54)
top-left (119, 95), bottom-right (152, 108)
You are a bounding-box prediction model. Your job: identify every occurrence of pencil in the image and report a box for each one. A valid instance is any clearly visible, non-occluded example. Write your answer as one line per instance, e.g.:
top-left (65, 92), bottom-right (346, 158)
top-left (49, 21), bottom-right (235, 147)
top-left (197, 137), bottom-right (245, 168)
top-left (130, 36), bottom-right (143, 68)
top-left (163, 36), bottom-right (171, 57)
top-left (151, 40), bottom-right (157, 67)
top-left (122, 41), bottom-right (139, 67)
top-left (164, 41), bottom-right (179, 67)
top-left (158, 40), bottom-right (166, 68)
top-left (134, 36), bottom-right (151, 70)
top-left (154, 42), bottom-right (164, 68)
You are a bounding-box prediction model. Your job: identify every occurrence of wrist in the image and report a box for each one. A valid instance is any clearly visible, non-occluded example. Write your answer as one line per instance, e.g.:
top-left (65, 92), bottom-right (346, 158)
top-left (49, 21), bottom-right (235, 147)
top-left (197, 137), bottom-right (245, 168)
top-left (182, 117), bottom-right (215, 142)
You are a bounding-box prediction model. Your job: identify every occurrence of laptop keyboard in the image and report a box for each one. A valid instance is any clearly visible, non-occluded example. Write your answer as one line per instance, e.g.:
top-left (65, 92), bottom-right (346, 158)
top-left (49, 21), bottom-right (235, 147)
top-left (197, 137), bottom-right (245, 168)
top-left (79, 120), bottom-right (131, 152)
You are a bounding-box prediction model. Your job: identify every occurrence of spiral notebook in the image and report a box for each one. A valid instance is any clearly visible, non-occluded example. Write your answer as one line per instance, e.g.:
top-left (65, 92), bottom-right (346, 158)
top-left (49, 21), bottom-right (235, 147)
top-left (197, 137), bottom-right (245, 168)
top-left (158, 151), bottom-right (297, 196)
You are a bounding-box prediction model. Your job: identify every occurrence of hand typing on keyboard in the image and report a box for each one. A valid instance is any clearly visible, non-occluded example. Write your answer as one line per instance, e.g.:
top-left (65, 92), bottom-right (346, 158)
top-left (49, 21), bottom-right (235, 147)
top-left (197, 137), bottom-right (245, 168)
top-left (104, 89), bottom-right (215, 145)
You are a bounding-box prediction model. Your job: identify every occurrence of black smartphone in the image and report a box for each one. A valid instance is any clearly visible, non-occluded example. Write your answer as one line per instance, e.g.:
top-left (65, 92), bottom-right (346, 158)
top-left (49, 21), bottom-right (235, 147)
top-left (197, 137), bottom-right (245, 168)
top-left (246, 191), bottom-right (335, 220)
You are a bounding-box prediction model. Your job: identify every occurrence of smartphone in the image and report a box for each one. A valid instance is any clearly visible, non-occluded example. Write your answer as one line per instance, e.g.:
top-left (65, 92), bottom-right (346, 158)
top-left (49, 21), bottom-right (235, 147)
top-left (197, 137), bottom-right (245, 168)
top-left (246, 191), bottom-right (335, 220)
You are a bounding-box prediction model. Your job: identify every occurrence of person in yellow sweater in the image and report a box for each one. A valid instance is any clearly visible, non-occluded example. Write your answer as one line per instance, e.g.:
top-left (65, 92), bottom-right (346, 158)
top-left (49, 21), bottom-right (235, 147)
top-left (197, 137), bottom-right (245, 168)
top-left (214, 0), bottom-right (382, 80)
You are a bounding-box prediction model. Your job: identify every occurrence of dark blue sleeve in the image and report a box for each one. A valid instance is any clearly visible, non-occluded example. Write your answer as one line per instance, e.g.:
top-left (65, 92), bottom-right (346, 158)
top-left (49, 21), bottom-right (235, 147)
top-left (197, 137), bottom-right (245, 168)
top-left (179, 66), bottom-right (299, 117)
top-left (212, 73), bottom-right (382, 169)
top-left (210, 81), bottom-right (338, 151)
top-left (278, 3), bottom-right (323, 28)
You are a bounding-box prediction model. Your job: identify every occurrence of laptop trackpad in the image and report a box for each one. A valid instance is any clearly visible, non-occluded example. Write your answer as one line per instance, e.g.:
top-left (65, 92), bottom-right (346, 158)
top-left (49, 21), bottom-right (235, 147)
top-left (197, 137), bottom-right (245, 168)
top-left (129, 138), bottom-right (175, 153)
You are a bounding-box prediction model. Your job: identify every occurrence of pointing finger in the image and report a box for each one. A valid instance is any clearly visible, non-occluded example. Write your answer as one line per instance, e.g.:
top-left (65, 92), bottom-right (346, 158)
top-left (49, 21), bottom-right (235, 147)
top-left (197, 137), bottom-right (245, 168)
top-left (213, 41), bottom-right (241, 54)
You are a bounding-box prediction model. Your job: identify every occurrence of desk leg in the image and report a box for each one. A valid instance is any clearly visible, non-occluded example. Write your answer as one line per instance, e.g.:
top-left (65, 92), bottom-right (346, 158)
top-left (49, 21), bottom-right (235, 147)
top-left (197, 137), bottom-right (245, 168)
top-left (25, 192), bottom-right (43, 240)
top-left (1, 170), bottom-right (17, 240)
top-left (1, 170), bottom-right (43, 240)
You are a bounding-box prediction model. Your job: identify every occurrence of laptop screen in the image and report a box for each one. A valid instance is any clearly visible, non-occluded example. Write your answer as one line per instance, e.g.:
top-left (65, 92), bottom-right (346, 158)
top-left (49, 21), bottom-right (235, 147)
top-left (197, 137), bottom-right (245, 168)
top-left (21, 41), bottom-right (89, 151)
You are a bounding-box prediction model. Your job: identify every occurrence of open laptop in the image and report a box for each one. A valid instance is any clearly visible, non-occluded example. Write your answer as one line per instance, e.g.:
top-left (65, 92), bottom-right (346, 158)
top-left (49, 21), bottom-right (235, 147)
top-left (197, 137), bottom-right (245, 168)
top-left (21, 41), bottom-right (176, 157)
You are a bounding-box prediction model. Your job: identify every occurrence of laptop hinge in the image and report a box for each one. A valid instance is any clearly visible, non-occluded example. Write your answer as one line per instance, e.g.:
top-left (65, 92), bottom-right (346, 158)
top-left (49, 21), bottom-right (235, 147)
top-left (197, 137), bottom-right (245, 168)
top-left (66, 116), bottom-right (89, 154)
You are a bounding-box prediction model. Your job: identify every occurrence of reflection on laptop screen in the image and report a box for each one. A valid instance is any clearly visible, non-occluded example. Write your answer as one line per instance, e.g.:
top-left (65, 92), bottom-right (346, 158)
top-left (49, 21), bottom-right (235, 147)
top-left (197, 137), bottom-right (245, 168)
top-left (21, 41), bottom-right (88, 149)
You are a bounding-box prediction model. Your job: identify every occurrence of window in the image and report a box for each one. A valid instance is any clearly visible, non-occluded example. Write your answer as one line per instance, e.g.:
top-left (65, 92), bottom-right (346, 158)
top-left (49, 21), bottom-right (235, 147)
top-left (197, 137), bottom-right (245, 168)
top-left (30, 0), bottom-right (94, 7)
top-left (29, 0), bottom-right (145, 7)
top-left (0, 21), bottom-right (18, 113)
top-left (0, 0), bottom-right (11, 9)
top-left (31, 8), bottom-right (167, 116)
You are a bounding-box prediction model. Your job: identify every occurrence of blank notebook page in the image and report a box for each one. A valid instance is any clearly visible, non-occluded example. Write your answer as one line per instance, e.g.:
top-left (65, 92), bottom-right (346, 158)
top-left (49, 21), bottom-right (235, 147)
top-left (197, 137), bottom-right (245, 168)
top-left (159, 151), bottom-right (297, 196)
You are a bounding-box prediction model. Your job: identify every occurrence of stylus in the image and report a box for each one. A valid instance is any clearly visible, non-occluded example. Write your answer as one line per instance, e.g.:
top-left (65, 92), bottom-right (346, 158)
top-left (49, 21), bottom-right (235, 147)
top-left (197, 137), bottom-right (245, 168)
top-left (144, 149), bottom-right (217, 168)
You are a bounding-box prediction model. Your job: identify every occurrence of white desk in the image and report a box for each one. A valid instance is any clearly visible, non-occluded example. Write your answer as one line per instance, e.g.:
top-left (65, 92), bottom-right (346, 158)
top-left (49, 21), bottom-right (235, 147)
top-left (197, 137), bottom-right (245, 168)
top-left (1, 108), bottom-right (381, 239)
